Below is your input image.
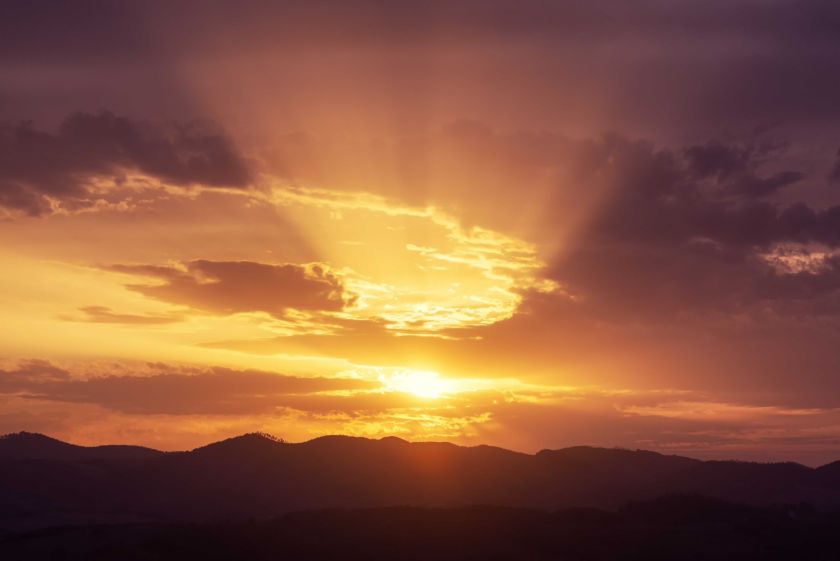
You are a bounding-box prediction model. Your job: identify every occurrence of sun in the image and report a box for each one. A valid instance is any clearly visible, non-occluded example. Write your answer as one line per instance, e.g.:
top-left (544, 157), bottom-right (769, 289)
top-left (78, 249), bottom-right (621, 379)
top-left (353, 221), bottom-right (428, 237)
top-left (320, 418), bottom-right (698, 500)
top-left (381, 369), bottom-right (456, 399)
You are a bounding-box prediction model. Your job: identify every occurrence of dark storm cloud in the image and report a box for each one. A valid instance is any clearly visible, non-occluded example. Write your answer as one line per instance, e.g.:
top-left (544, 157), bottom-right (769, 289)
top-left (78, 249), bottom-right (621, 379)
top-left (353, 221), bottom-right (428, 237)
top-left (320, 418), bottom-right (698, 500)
top-left (530, 134), bottom-right (840, 322)
top-left (0, 111), bottom-right (252, 215)
top-left (0, 362), bottom-right (376, 415)
top-left (572, 136), bottom-right (823, 247)
top-left (110, 260), bottom-right (357, 317)
top-left (684, 141), bottom-right (805, 198)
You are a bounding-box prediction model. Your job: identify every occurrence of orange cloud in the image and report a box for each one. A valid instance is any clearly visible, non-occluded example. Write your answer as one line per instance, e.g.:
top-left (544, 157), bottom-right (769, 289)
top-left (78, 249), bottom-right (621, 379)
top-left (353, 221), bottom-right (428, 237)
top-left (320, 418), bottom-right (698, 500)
top-left (110, 260), bottom-right (356, 317)
top-left (0, 361), bottom-right (377, 415)
top-left (75, 305), bottom-right (184, 325)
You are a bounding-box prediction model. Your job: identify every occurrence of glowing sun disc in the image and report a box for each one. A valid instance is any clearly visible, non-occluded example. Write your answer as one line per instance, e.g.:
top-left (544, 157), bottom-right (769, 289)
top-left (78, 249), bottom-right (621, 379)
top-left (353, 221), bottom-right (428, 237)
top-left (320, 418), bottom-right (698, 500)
top-left (381, 369), bottom-right (455, 399)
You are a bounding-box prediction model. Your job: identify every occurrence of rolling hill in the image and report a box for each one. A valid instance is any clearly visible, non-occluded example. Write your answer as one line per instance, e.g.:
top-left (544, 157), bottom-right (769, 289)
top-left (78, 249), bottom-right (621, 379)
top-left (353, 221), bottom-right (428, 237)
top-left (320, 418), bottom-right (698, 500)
top-left (2, 432), bottom-right (840, 532)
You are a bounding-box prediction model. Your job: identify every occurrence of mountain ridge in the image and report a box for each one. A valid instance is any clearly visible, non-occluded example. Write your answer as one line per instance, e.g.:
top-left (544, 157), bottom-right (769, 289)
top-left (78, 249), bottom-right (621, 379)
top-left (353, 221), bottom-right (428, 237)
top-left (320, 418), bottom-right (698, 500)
top-left (5, 431), bottom-right (822, 467)
top-left (2, 431), bottom-right (840, 533)
top-left (0, 431), bottom-right (165, 461)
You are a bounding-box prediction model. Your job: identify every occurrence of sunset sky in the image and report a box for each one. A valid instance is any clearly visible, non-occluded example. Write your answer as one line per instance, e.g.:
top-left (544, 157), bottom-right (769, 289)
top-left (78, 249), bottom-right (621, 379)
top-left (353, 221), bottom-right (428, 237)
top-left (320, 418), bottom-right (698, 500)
top-left (3, 0), bottom-right (840, 464)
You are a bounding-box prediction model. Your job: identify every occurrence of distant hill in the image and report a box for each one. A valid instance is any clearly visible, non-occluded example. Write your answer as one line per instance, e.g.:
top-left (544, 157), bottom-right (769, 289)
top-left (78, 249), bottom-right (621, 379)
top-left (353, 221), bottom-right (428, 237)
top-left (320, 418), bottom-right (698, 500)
top-left (0, 432), bottom-right (164, 461)
top-left (2, 432), bottom-right (840, 532)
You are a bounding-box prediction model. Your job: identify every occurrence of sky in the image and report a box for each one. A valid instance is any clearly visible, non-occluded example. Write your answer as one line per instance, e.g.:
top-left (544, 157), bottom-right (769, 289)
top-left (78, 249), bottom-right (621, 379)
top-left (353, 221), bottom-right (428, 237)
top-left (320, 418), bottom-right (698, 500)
top-left (2, 0), bottom-right (840, 464)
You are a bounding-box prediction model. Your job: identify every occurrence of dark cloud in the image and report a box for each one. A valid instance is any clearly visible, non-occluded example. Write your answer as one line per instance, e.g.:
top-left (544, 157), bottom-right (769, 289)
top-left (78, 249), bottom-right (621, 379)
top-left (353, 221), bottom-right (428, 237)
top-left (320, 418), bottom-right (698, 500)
top-left (684, 141), bottom-right (804, 198)
top-left (830, 149), bottom-right (840, 185)
top-left (0, 362), bottom-right (376, 415)
top-left (570, 135), bottom-right (827, 247)
top-left (111, 260), bottom-right (357, 316)
top-left (478, 133), bottom-right (837, 325)
top-left (0, 111), bottom-right (252, 215)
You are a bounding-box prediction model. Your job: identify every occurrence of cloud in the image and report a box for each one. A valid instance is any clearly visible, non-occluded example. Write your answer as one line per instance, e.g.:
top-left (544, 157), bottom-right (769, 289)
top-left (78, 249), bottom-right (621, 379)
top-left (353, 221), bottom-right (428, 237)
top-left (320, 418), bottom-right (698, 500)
top-left (0, 361), bottom-right (377, 415)
top-left (568, 136), bottom-right (821, 247)
top-left (684, 141), bottom-right (804, 198)
top-left (110, 260), bottom-right (357, 317)
top-left (75, 306), bottom-right (183, 325)
top-left (0, 359), bottom-right (71, 387)
top-left (830, 149), bottom-right (840, 185)
top-left (513, 133), bottom-right (840, 324)
top-left (0, 111), bottom-right (252, 215)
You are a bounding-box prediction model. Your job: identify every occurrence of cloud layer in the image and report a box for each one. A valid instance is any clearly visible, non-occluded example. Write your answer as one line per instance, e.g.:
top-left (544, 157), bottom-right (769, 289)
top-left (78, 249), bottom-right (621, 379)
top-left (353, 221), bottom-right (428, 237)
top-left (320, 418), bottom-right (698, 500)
top-left (3, 360), bottom-right (840, 465)
top-left (0, 112), bottom-right (251, 215)
top-left (0, 361), bottom-right (376, 415)
top-left (110, 260), bottom-right (356, 317)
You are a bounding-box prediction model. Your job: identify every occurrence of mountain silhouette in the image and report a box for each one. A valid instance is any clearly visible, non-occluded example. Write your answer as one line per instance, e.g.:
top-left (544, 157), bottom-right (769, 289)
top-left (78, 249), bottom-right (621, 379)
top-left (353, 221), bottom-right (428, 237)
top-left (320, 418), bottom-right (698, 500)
top-left (0, 432), bottom-right (163, 461)
top-left (3, 432), bottom-right (840, 532)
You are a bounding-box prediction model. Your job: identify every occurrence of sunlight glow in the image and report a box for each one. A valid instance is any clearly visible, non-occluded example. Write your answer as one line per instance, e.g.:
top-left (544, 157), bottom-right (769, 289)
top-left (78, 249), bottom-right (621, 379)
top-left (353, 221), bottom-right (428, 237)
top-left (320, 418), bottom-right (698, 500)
top-left (265, 185), bottom-right (552, 332)
top-left (380, 369), bottom-right (457, 399)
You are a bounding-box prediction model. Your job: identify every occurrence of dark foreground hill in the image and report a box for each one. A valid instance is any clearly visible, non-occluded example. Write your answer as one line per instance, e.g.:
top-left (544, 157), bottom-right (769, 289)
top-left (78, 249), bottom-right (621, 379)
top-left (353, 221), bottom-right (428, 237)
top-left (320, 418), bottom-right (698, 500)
top-left (2, 498), bottom-right (839, 561)
top-left (3, 431), bottom-right (840, 532)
